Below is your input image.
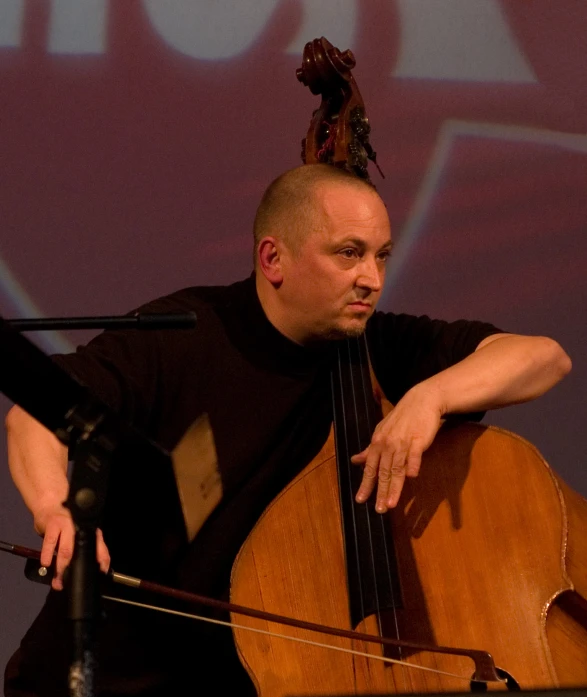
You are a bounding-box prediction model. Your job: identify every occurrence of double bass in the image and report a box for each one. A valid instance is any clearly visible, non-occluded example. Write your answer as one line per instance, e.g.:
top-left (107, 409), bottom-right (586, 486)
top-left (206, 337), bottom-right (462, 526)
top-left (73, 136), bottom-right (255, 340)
top-left (230, 38), bottom-right (587, 695)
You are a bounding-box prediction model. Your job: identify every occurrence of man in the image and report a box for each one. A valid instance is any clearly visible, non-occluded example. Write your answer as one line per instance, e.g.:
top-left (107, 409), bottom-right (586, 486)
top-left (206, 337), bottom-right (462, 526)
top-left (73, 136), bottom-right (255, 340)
top-left (4, 164), bottom-right (571, 695)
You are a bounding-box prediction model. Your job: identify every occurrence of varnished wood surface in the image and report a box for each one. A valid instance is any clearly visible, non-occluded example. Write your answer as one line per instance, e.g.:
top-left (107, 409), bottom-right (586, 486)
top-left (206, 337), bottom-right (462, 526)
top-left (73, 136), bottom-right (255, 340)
top-left (230, 423), bottom-right (587, 696)
top-left (545, 475), bottom-right (587, 686)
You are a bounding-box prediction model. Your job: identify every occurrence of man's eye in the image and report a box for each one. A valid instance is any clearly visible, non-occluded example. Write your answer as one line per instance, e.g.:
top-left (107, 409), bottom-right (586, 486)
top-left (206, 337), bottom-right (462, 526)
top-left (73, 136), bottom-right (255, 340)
top-left (339, 248), bottom-right (357, 259)
top-left (378, 251), bottom-right (391, 263)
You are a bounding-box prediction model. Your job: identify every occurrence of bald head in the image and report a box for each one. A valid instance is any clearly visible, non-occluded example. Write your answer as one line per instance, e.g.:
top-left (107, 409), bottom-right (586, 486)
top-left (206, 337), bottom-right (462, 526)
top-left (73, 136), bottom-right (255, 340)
top-left (254, 166), bottom-right (391, 344)
top-left (253, 164), bottom-right (377, 264)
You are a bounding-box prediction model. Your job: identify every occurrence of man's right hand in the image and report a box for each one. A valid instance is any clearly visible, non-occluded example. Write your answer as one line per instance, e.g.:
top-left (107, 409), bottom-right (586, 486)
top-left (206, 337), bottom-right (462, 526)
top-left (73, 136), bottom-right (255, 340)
top-left (6, 406), bottom-right (111, 591)
top-left (35, 506), bottom-right (111, 591)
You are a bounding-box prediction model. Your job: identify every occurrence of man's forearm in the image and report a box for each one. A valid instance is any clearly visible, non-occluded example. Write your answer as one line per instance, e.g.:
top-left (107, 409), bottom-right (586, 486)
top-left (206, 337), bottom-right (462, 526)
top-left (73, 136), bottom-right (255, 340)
top-left (356, 333), bottom-right (571, 511)
top-left (5, 404), bottom-right (69, 534)
top-left (419, 334), bottom-right (572, 417)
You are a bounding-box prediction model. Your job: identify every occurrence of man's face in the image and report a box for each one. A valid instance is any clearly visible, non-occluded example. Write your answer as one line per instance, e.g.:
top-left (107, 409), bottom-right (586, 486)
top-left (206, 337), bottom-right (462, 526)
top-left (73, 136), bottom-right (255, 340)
top-left (278, 184), bottom-right (392, 343)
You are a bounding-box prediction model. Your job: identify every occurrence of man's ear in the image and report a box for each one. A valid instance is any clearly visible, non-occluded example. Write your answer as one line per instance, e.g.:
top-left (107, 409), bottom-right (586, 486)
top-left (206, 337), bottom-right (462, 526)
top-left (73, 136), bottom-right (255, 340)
top-left (257, 236), bottom-right (284, 286)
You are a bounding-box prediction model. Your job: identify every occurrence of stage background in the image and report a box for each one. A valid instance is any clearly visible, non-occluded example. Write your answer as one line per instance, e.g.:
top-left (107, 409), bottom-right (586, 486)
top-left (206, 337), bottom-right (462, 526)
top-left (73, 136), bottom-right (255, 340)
top-left (1, 0), bottom-right (586, 676)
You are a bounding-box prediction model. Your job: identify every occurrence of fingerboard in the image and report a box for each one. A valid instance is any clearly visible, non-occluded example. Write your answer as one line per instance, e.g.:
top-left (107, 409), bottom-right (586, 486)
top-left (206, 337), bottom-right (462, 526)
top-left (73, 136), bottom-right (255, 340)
top-left (331, 337), bottom-right (403, 629)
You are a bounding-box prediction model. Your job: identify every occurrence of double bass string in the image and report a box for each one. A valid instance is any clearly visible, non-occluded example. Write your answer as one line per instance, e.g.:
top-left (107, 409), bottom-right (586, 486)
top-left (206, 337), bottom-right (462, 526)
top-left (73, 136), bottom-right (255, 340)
top-left (343, 338), bottom-right (386, 633)
top-left (331, 337), bottom-right (410, 690)
top-left (331, 347), bottom-right (368, 626)
top-left (357, 334), bottom-right (411, 692)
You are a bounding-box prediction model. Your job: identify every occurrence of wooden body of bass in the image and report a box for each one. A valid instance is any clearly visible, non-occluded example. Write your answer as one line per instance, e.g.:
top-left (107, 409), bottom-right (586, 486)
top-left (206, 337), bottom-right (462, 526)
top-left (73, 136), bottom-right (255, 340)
top-left (231, 423), bottom-right (587, 696)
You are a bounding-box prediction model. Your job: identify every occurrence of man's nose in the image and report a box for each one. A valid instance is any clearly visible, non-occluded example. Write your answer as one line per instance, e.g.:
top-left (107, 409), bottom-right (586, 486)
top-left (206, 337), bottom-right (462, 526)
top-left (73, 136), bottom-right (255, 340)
top-left (356, 257), bottom-right (383, 292)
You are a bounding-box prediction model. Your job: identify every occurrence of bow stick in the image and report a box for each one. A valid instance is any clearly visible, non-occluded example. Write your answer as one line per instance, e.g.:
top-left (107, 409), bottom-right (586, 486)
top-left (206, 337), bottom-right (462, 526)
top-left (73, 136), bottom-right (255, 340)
top-left (1, 539), bottom-right (503, 684)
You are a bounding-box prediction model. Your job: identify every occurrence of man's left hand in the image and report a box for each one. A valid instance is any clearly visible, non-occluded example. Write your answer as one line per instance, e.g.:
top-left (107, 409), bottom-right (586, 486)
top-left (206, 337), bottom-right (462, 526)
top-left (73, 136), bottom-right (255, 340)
top-left (352, 383), bottom-right (443, 513)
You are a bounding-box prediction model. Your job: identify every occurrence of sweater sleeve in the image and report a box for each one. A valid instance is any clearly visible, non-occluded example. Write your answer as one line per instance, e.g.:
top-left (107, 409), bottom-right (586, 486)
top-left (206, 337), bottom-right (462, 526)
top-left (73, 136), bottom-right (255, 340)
top-left (366, 311), bottom-right (504, 410)
top-left (51, 290), bottom-right (202, 434)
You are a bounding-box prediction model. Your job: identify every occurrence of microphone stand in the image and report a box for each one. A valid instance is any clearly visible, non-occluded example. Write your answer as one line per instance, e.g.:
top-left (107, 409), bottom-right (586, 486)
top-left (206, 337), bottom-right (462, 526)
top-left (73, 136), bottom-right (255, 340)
top-left (8, 312), bottom-right (197, 332)
top-left (0, 312), bottom-right (196, 697)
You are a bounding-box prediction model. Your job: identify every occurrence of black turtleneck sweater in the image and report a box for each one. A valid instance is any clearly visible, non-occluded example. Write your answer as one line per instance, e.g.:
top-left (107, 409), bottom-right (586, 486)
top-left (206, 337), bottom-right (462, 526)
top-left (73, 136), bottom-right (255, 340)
top-left (6, 275), bottom-right (502, 697)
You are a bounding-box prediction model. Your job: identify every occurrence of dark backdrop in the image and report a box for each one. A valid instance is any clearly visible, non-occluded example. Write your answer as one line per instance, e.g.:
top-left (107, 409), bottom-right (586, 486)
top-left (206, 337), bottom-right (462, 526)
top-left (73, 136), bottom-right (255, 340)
top-left (1, 0), bottom-right (586, 677)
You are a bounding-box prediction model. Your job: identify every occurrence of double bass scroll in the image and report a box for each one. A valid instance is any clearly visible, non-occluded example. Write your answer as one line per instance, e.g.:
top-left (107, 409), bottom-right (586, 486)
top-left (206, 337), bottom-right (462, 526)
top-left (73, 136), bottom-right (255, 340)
top-left (296, 37), bottom-right (382, 183)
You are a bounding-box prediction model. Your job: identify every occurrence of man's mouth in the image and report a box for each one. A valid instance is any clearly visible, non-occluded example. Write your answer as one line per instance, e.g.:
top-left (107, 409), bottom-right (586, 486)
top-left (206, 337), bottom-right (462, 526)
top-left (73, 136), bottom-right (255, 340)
top-left (348, 301), bottom-right (371, 310)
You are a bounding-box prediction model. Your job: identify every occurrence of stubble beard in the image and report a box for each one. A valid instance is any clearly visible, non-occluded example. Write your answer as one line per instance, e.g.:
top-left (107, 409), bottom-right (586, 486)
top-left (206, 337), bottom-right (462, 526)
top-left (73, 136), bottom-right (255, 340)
top-left (315, 317), bottom-right (368, 342)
